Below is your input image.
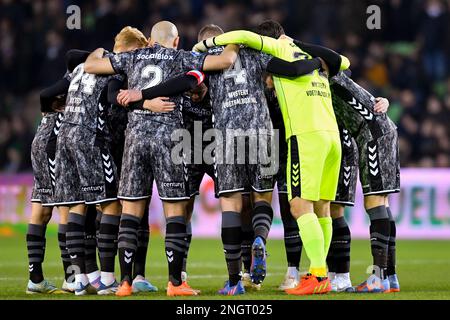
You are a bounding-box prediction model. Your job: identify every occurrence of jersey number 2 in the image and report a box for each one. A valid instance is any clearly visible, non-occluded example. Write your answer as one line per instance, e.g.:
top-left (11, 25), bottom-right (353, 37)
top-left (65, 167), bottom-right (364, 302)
top-left (68, 64), bottom-right (97, 95)
top-left (141, 65), bottom-right (163, 89)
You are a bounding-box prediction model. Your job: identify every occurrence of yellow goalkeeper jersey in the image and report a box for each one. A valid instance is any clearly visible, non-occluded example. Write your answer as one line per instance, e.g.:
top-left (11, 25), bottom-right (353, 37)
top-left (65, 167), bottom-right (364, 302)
top-left (213, 31), bottom-right (350, 139)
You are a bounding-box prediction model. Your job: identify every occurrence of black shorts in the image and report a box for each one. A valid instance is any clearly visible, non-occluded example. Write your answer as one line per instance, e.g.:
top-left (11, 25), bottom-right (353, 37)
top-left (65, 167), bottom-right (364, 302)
top-left (357, 129), bottom-right (400, 196)
top-left (214, 134), bottom-right (275, 196)
top-left (31, 113), bottom-right (63, 205)
top-left (188, 163), bottom-right (216, 197)
top-left (118, 112), bottom-right (189, 201)
top-left (275, 150), bottom-right (287, 194)
top-left (54, 124), bottom-right (118, 205)
top-left (333, 127), bottom-right (358, 206)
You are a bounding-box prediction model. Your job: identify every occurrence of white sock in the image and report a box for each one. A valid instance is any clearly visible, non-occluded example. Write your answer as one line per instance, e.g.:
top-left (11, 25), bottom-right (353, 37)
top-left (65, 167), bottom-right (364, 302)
top-left (101, 272), bottom-right (115, 286)
top-left (75, 273), bottom-right (89, 286)
top-left (133, 275), bottom-right (145, 282)
top-left (336, 272), bottom-right (350, 279)
top-left (287, 267), bottom-right (299, 278)
top-left (87, 270), bottom-right (100, 283)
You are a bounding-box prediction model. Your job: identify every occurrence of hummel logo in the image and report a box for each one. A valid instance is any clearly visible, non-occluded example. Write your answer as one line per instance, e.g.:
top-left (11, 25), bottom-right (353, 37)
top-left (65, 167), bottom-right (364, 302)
top-left (102, 154), bottom-right (110, 161)
top-left (106, 176), bottom-right (114, 183)
top-left (98, 103), bottom-right (104, 112)
top-left (166, 250), bottom-right (174, 263)
top-left (53, 128), bottom-right (60, 135)
top-left (369, 161), bottom-right (378, 169)
top-left (104, 168), bottom-right (113, 176)
top-left (368, 146), bottom-right (377, 153)
top-left (29, 264), bottom-right (34, 272)
top-left (124, 250), bottom-right (133, 263)
top-left (49, 158), bottom-right (56, 166)
top-left (70, 254), bottom-right (77, 259)
top-left (370, 168), bottom-right (379, 176)
top-left (124, 250), bottom-right (133, 258)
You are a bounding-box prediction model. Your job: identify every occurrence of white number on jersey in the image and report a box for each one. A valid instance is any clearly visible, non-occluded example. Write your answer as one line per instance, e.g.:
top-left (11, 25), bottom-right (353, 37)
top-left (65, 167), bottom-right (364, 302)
top-left (224, 56), bottom-right (247, 84)
top-left (141, 65), bottom-right (163, 89)
top-left (68, 63), bottom-right (97, 95)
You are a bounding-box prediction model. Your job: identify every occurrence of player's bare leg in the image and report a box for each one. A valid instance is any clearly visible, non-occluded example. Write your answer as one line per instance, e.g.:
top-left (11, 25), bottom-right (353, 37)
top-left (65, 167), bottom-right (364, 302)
top-left (354, 194), bottom-right (391, 293)
top-left (327, 203), bottom-right (352, 292)
top-left (26, 203), bottom-right (64, 294)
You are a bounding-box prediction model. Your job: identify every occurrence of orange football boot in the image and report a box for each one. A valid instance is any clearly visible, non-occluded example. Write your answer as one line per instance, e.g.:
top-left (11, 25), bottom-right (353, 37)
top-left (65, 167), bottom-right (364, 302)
top-left (116, 280), bottom-right (133, 297)
top-left (167, 281), bottom-right (200, 296)
top-left (285, 274), bottom-right (331, 295)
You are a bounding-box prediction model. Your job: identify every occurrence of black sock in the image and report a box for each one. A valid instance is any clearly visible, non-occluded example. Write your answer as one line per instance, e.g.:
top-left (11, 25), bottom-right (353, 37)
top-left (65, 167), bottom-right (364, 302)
top-left (118, 214), bottom-right (141, 283)
top-left (252, 201), bottom-right (273, 243)
top-left (182, 222), bottom-right (192, 274)
top-left (222, 211), bottom-right (242, 286)
top-left (95, 209), bottom-right (102, 237)
top-left (57, 224), bottom-right (71, 281)
top-left (27, 224), bottom-right (46, 283)
top-left (241, 224), bottom-right (254, 273)
top-left (66, 213), bottom-right (86, 275)
top-left (386, 207), bottom-right (397, 276)
top-left (84, 205), bottom-right (98, 275)
top-left (328, 216), bottom-right (351, 273)
top-left (279, 194), bottom-right (301, 269)
top-left (98, 214), bottom-right (120, 273)
top-left (134, 206), bottom-right (150, 279)
top-left (367, 206), bottom-right (390, 279)
top-left (165, 216), bottom-right (188, 286)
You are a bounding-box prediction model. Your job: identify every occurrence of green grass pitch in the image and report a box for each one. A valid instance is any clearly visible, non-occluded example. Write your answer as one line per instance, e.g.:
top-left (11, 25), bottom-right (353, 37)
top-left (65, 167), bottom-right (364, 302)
top-left (1, 234), bottom-right (450, 300)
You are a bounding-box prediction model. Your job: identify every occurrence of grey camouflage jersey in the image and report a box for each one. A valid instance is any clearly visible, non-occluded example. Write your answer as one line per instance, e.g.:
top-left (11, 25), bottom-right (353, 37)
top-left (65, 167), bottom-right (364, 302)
top-left (330, 72), bottom-right (397, 143)
top-left (207, 47), bottom-right (273, 134)
top-left (64, 53), bottom-right (124, 134)
top-left (109, 44), bottom-right (206, 124)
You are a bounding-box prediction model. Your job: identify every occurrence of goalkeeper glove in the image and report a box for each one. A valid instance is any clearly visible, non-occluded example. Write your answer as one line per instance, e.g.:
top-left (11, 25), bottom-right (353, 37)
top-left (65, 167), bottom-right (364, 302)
top-left (192, 37), bottom-right (216, 52)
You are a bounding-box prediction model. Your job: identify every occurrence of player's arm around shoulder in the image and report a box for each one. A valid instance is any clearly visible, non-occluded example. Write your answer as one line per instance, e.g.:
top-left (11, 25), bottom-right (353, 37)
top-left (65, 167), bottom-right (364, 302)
top-left (84, 48), bottom-right (115, 74)
top-left (202, 44), bottom-right (240, 71)
top-left (194, 30), bottom-right (283, 58)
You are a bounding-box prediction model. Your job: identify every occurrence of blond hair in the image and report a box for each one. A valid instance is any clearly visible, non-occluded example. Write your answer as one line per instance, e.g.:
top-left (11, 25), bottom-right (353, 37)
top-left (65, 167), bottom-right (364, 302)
top-left (114, 26), bottom-right (148, 51)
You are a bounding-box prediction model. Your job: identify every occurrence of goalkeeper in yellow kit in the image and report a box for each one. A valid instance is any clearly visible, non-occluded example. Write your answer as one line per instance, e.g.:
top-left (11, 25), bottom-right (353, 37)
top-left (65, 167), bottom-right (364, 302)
top-left (194, 20), bottom-right (350, 295)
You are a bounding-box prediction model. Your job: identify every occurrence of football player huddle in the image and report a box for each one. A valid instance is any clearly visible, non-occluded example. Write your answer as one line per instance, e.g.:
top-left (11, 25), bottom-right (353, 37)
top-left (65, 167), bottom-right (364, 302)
top-left (26, 19), bottom-right (400, 297)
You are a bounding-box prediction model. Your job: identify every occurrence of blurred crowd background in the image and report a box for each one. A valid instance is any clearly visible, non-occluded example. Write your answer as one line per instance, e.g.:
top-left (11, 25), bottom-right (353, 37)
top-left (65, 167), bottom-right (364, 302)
top-left (0, 0), bottom-right (449, 172)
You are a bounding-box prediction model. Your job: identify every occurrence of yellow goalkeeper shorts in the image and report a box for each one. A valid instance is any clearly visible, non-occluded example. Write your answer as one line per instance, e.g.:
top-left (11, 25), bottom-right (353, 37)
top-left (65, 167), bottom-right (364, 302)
top-left (287, 131), bottom-right (342, 202)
